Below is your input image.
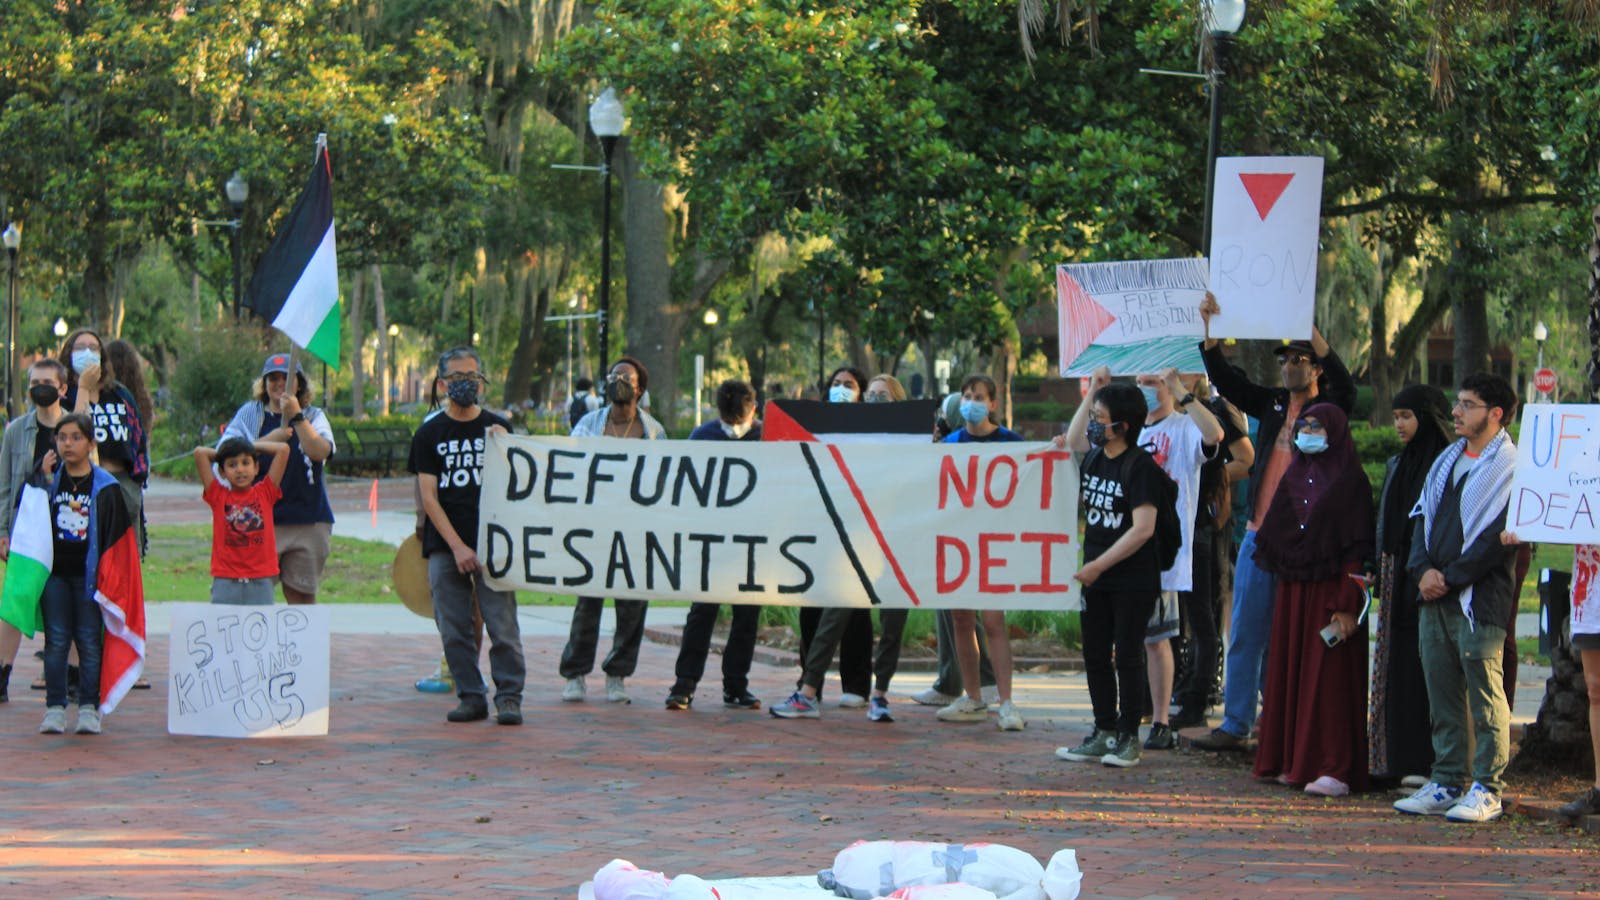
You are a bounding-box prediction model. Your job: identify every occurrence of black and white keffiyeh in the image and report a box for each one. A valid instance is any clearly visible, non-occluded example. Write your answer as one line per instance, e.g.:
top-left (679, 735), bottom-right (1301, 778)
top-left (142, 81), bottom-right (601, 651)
top-left (1410, 429), bottom-right (1516, 627)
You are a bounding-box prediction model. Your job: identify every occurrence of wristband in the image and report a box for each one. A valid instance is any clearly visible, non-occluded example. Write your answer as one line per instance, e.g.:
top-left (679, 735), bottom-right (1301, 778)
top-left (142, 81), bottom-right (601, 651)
top-left (1177, 393), bottom-right (1195, 407)
top-left (289, 412), bottom-right (307, 426)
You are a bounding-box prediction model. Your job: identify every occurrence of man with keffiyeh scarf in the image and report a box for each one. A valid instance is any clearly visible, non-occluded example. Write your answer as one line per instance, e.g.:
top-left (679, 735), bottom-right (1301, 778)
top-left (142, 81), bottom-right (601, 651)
top-left (1394, 373), bottom-right (1519, 824)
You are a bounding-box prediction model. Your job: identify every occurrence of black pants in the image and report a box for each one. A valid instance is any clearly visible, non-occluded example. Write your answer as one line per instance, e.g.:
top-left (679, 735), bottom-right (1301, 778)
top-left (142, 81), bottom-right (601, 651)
top-left (670, 602), bottom-right (760, 696)
top-left (1175, 526), bottom-right (1219, 710)
top-left (798, 607), bottom-right (873, 698)
top-left (1082, 585), bottom-right (1158, 735)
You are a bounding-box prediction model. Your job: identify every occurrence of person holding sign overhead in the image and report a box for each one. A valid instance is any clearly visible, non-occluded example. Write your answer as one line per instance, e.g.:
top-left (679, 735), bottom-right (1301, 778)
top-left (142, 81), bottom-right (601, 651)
top-left (561, 356), bottom-right (666, 705)
top-left (1190, 293), bottom-right (1354, 753)
top-left (407, 347), bottom-right (523, 725)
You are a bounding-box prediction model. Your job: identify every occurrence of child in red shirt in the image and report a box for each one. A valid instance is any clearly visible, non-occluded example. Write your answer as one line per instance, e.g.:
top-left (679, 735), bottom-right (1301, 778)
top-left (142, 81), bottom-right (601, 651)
top-left (194, 437), bottom-right (290, 605)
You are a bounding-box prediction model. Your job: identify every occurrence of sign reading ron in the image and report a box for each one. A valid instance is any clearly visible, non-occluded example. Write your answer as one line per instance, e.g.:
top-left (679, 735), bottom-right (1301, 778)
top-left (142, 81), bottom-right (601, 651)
top-left (167, 603), bottom-right (331, 738)
top-left (478, 434), bottom-right (1081, 610)
top-left (1206, 156), bottom-right (1325, 341)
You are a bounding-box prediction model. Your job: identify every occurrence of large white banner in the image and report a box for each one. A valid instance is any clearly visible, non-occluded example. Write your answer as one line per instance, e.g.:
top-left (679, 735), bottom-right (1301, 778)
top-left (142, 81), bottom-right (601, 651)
top-left (479, 434), bottom-right (1080, 610)
top-left (1207, 156), bottom-right (1324, 340)
top-left (1056, 258), bottom-right (1207, 376)
top-left (1509, 403), bottom-right (1600, 544)
top-left (167, 603), bottom-right (331, 738)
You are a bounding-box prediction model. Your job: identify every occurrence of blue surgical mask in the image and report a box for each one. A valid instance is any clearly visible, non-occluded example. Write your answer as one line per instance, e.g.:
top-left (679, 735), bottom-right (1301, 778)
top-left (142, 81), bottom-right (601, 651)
top-left (1294, 432), bottom-right (1328, 454)
top-left (1140, 386), bottom-right (1161, 412)
top-left (71, 349), bottom-right (100, 375)
top-left (828, 385), bottom-right (856, 403)
top-left (959, 399), bottom-right (989, 425)
top-left (1086, 419), bottom-right (1111, 447)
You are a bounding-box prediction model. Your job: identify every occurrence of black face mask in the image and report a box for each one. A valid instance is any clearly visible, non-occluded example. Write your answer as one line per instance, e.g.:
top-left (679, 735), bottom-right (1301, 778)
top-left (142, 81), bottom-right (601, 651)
top-left (29, 384), bottom-right (60, 408)
top-left (606, 379), bottom-right (636, 405)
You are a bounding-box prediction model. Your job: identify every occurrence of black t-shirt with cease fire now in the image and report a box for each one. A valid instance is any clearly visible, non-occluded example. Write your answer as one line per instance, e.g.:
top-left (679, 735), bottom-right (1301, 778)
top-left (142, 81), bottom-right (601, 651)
top-left (1079, 446), bottom-right (1165, 594)
top-left (406, 409), bottom-right (509, 557)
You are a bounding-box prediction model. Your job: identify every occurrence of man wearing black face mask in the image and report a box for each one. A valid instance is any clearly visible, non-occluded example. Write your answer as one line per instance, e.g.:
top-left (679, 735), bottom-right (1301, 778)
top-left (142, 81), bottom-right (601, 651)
top-left (563, 356), bottom-right (666, 704)
top-left (407, 347), bottom-right (523, 725)
top-left (0, 358), bottom-right (71, 701)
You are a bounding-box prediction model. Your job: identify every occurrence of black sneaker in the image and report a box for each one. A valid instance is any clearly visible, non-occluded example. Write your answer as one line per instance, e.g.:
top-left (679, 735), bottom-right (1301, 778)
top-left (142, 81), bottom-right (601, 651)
top-left (1190, 727), bottom-right (1252, 752)
top-left (1559, 787), bottom-right (1600, 820)
top-left (446, 696), bottom-right (489, 722)
top-left (494, 697), bottom-right (523, 726)
top-left (0, 663), bottom-right (11, 703)
top-left (1170, 706), bottom-right (1210, 729)
top-left (723, 691), bottom-right (762, 710)
top-left (1144, 722), bottom-right (1177, 750)
top-left (665, 693), bottom-right (693, 711)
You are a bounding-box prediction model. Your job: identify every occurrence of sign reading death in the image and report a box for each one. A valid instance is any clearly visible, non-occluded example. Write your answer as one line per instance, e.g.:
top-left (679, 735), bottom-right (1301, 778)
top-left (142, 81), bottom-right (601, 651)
top-left (479, 434), bottom-right (1080, 610)
top-left (1509, 403), bottom-right (1600, 544)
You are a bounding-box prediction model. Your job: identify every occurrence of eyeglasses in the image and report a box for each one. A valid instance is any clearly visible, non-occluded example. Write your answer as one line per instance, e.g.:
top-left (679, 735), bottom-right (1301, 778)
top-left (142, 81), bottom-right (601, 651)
top-left (863, 391), bottom-right (892, 403)
top-left (442, 372), bottom-right (485, 384)
top-left (1278, 354), bottom-right (1314, 367)
top-left (1453, 398), bottom-right (1486, 411)
top-left (1294, 418), bottom-right (1326, 433)
top-left (606, 373), bottom-right (637, 385)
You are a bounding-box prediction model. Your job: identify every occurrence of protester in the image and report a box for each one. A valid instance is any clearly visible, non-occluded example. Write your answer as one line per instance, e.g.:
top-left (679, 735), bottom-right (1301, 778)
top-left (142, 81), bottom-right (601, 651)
top-left (36, 413), bottom-right (130, 734)
top-left (1556, 544), bottom-right (1600, 821)
top-left (60, 328), bottom-right (148, 555)
top-left (407, 347), bottom-right (524, 725)
top-left (916, 391), bottom-right (1000, 709)
top-left (933, 374), bottom-right (1025, 731)
top-left (793, 364), bottom-right (875, 709)
top-left (1055, 373), bottom-right (1168, 767)
top-left (863, 374), bottom-right (907, 403)
top-left (1250, 403), bottom-right (1374, 796)
top-left (1369, 384), bottom-right (1452, 785)
top-left (1394, 373), bottom-right (1518, 823)
top-left (220, 354), bottom-right (338, 605)
top-left (1132, 367), bottom-right (1223, 750)
top-left (666, 380), bottom-right (763, 711)
top-left (562, 356), bottom-right (666, 704)
top-left (193, 437), bottom-right (290, 605)
top-left (1191, 294), bottom-right (1355, 752)
top-left (1172, 377), bottom-right (1253, 728)
top-left (0, 359), bottom-right (70, 701)
top-left (568, 377), bottom-right (599, 427)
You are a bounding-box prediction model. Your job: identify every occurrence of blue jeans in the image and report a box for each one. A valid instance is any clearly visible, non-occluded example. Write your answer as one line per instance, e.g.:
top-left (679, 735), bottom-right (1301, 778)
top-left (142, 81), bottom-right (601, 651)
top-left (42, 573), bottom-right (101, 709)
top-left (1220, 529), bottom-right (1276, 738)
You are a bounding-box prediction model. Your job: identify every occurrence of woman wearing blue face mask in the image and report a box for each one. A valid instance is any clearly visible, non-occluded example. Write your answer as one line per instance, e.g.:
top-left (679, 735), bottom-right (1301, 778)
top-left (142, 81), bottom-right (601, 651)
top-left (1250, 402), bottom-right (1374, 797)
top-left (59, 328), bottom-right (148, 556)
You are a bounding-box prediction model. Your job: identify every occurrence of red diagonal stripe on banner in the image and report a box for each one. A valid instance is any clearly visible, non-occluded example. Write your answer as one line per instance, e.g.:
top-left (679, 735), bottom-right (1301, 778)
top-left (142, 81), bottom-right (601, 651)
top-left (1238, 172), bottom-right (1295, 220)
top-left (826, 444), bottom-right (922, 607)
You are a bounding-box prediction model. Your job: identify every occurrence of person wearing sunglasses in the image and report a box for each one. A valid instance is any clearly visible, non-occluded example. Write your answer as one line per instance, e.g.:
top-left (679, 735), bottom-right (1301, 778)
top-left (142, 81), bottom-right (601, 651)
top-left (1190, 292), bottom-right (1355, 753)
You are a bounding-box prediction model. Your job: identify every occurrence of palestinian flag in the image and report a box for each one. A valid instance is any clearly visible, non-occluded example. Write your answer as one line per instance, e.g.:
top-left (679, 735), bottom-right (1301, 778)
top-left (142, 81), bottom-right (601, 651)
top-left (246, 133), bottom-right (341, 369)
top-left (0, 483), bottom-right (52, 637)
top-left (89, 469), bottom-right (146, 715)
top-left (762, 398), bottom-right (940, 444)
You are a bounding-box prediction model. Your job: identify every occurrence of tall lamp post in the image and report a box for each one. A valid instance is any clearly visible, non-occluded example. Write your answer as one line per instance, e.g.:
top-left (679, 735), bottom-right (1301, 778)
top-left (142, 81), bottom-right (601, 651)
top-left (1200, 0), bottom-right (1246, 254)
top-left (225, 171), bottom-right (249, 321)
top-left (3, 222), bottom-right (19, 418)
top-left (1534, 319), bottom-right (1549, 370)
top-left (589, 88), bottom-right (625, 375)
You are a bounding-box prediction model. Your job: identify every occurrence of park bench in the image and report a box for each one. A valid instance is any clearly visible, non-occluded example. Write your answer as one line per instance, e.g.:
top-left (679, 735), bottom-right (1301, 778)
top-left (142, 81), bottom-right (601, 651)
top-left (327, 423), bottom-right (414, 476)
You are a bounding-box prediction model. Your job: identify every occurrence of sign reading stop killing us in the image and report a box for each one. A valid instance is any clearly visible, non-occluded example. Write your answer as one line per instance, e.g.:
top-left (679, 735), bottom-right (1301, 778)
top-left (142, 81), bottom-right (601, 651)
top-left (167, 603), bottom-right (331, 738)
top-left (478, 433), bottom-right (1081, 610)
top-left (1509, 404), bottom-right (1600, 544)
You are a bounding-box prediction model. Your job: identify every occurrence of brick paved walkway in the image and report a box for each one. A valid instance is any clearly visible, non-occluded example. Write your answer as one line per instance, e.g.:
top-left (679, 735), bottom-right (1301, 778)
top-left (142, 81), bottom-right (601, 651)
top-left (4, 630), bottom-right (1596, 898)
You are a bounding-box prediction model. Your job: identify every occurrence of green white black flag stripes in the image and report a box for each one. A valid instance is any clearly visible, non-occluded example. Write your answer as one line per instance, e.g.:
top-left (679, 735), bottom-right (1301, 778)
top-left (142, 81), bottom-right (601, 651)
top-left (0, 483), bottom-right (52, 637)
top-left (246, 134), bottom-right (341, 369)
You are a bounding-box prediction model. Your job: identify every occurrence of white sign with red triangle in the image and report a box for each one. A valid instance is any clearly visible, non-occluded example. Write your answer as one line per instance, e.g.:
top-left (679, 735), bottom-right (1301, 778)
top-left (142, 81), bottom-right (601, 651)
top-left (1207, 156), bottom-right (1325, 340)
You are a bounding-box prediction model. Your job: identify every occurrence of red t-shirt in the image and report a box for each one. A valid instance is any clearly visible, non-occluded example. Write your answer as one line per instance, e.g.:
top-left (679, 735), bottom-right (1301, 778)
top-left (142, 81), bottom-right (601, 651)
top-left (204, 479), bottom-right (283, 579)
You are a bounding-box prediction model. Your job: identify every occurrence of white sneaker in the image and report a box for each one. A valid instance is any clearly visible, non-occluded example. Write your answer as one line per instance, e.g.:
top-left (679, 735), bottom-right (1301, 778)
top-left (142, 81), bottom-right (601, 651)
top-left (605, 675), bottom-right (631, 704)
top-left (39, 706), bottom-right (67, 734)
top-left (1394, 781), bottom-right (1462, 816)
top-left (995, 699), bottom-right (1025, 732)
top-left (562, 676), bottom-right (586, 702)
top-left (936, 695), bottom-right (988, 723)
top-left (75, 705), bottom-right (102, 735)
top-left (837, 692), bottom-right (867, 709)
top-left (1444, 782), bottom-right (1503, 823)
top-left (981, 684), bottom-right (1000, 706)
top-left (911, 687), bottom-right (958, 706)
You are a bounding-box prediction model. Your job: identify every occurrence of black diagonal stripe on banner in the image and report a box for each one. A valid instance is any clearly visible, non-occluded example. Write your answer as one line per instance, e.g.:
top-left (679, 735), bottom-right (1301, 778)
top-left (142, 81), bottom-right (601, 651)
top-left (798, 442), bottom-right (881, 606)
top-left (246, 146), bottom-right (334, 322)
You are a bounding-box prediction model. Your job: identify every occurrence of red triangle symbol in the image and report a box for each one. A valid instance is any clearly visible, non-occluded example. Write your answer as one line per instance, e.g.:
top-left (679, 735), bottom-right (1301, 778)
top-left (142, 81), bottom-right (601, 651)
top-left (1238, 172), bottom-right (1295, 220)
top-left (1056, 268), bottom-right (1120, 367)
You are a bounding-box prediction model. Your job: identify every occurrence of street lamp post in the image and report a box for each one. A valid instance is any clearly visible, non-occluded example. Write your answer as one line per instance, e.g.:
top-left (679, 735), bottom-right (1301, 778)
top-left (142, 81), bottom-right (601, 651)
top-left (225, 171), bottom-right (249, 321)
top-left (589, 88), bottom-right (626, 375)
top-left (3, 222), bottom-right (19, 418)
top-left (1200, 0), bottom-right (1246, 255)
top-left (703, 308), bottom-right (719, 386)
top-left (1534, 319), bottom-right (1549, 370)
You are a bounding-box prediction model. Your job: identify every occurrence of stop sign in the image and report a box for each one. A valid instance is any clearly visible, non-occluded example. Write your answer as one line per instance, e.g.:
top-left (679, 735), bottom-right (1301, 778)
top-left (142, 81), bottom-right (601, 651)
top-left (1534, 367), bottom-right (1557, 394)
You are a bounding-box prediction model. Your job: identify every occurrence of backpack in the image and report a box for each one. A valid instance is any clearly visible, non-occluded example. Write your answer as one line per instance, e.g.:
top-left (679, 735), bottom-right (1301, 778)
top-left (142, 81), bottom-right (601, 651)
top-left (1084, 445), bottom-right (1183, 572)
